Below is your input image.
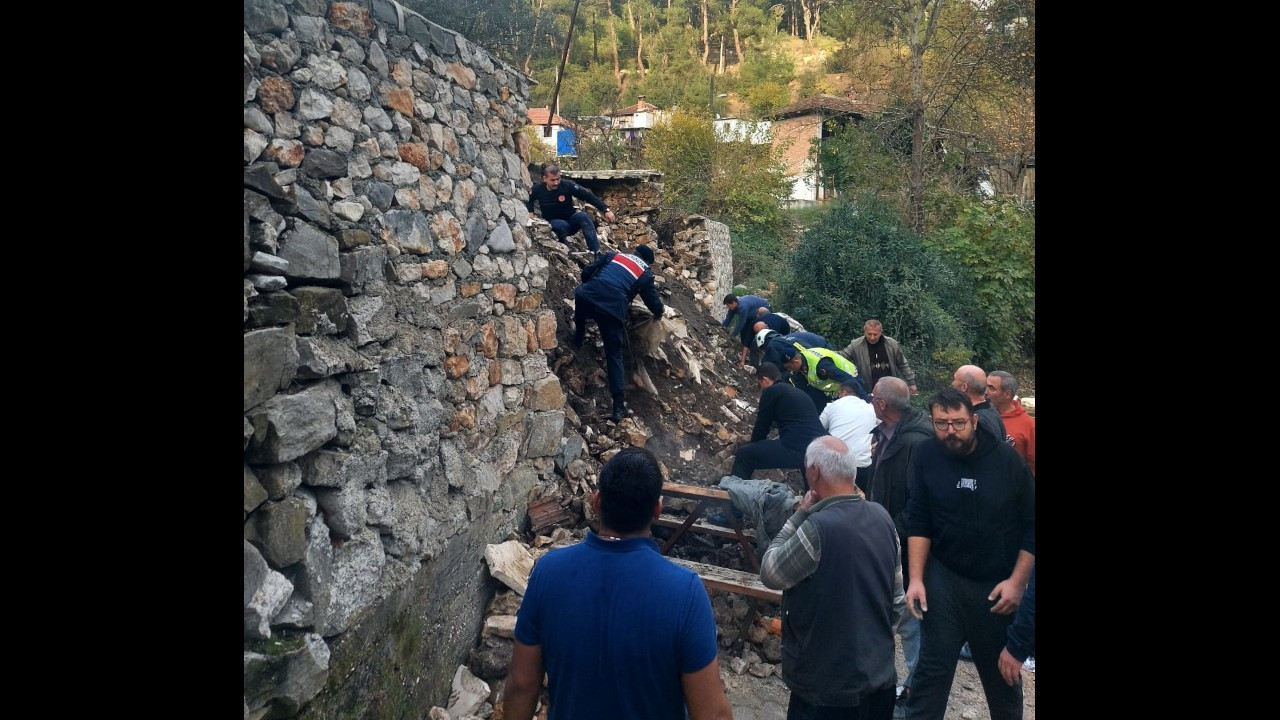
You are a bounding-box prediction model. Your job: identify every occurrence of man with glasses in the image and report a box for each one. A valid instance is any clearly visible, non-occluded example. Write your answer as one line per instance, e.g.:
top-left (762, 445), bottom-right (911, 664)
top-left (901, 389), bottom-right (1035, 720)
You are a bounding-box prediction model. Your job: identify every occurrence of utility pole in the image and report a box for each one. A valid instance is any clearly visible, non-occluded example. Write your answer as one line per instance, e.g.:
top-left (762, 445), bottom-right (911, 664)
top-left (547, 0), bottom-right (583, 132)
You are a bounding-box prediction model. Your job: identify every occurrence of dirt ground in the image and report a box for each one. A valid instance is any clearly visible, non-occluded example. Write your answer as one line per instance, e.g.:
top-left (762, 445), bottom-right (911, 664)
top-left (721, 638), bottom-right (1036, 720)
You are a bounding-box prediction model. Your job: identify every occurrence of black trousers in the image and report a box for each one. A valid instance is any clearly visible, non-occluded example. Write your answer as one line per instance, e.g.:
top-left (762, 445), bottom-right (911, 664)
top-left (786, 686), bottom-right (895, 720)
top-left (574, 297), bottom-right (627, 405)
top-left (905, 559), bottom-right (1023, 720)
top-left (730, 439), bottom-right (810, 491)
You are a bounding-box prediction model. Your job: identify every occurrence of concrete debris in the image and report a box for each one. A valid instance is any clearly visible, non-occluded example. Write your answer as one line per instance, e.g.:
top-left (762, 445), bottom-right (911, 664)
top-left (483, 541), bottom-right (535, 596)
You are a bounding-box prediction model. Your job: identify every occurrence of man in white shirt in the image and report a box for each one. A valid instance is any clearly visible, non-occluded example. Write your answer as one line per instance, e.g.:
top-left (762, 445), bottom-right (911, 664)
top-left (818, 381), bottom-right (878, 472)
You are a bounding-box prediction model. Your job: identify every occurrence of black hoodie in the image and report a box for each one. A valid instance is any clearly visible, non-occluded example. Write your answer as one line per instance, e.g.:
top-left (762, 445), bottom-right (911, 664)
top-left (906, 427), bottom-right (1035, 582)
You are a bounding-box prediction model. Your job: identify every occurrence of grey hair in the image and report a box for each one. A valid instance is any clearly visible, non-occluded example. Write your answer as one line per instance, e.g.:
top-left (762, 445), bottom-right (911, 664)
top-left (805, 437), bottom-right (858, 484)
top-left (990, 370), bottom-right (1018, 397)
top-left (874, 376), bottom-right (912, 412)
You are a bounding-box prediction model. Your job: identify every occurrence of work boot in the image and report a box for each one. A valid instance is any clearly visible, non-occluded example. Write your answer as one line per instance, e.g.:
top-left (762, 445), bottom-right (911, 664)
top-left (611, 400), bottom-right (627, 421)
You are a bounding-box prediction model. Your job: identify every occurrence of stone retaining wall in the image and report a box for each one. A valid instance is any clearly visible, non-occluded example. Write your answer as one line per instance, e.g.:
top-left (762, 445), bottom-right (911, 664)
top-left (243, 2), bottom-right (563, 717)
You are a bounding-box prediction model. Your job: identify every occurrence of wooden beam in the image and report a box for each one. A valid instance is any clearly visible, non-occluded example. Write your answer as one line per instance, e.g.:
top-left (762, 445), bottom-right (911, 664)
top-left (654, 513), bottom-right (756, 541)
top-left (667, 557), bottom-right (782, 603)
top-left (662, 482), bottom-right (731, 501)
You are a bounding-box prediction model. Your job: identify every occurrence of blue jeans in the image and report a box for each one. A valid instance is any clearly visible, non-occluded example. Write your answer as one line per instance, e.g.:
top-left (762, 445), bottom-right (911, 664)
top-left (549, 211), bottom-right (599, 252)
top-left (904, 560), bottom-right (1022, 720)
top-left (898, 613), bottom-right (921, 690)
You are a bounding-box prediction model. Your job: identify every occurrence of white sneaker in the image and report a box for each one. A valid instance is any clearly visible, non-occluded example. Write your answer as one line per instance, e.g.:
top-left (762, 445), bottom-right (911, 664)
top-left (1022, 656), bottom-right (1035, 672)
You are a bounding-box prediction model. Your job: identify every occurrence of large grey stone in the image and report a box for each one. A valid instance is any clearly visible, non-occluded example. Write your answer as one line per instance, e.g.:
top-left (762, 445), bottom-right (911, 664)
top-left (280, 183), bottom-right (333, 230)
top-left (292, 287), bottom-right (349, 335)
top-left (486, 223), bottom-right (515, 253)
top-left (347, 294), bottom-right (396, 347)
top-left (335, 35), bottom-right (364, 64)
top-left (314, 485), bottom-right (366, 539)
top-left (245, 381), bottom-right (341, 464)
top-left (365, 41), bottom-right (389, 78)
top-left (245, 567), bottom-right (293, 639)
top-left (252, 496), bottom-right (311, 568)
top-left (246, 290), bottom-right (301, 327)
top-left (244, 106), bottom-right (273, 134)
top-left (249, 251), bottom-right (289, 275)
top-left (244, 0), bottom-right (287, 34)
top-left (524, 411), bottom-right (564, 458)
top-left (244, 129), bottom-right (268, 162)
top-left (296, 88), bottom-right (333, 120)
top-left (299, 448), bottom-right (387, 488)
top-left (360, 180), bottom-right (394, 211)
top-left (463, 213), bottom-right (486, 252)
top-left (295, 336), bottom-right (372, 379)
top-left (244, 327), bottom-right (299, 412)
top-left (316, 527), bottom-right (385, 636)
top-left (245, 540), bottom-right (270, 608)
top-left (346, 66), bottom-right (371, 101)
top-left (339, 245), bottom-right (388, 296)
top-left (256, 461), bottom-right (302, 500)
top-left (279, 221), bottom-right (339, 281)
top-left (271, 593), bottom-right (314, 630)
top-left (243, 633), bottom-right (330, 717)
top-left (301, 148), bottom-right (348, 179)
top-left (246, 164), bottom-right (289, 200)
top-left (245, 464), bottom-right (269, 514)
top-left (291, 15), bottom-right (334, 49)
top-left (379, 209), bottom-right (432, 254)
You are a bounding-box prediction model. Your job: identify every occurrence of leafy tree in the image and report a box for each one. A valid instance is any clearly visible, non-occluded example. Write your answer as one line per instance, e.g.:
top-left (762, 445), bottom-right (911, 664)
top-left (645, 109), bottom-right (791, 288)
top-left (927, 197), bottom-right (1034, 366)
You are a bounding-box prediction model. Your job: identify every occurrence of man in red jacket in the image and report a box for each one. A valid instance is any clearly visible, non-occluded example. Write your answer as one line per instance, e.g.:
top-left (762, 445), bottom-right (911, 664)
top-left (987, 371), bottom-right (1035, 477)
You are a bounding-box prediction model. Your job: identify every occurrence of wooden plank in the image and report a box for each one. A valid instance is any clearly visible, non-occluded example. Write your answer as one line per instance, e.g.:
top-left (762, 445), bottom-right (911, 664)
top-left (662, 482), bottom-right (731, 501)
top-left (667, 557), bottom-right (782, 603)
top-left (655, 513), bottom-right (756, 541)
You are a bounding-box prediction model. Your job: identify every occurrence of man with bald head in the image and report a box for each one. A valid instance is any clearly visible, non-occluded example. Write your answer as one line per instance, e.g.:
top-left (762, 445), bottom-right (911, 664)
top-left (762, 436), bottom-right (904, 720)
top-left (952, 365), bottom-right (1007, 444)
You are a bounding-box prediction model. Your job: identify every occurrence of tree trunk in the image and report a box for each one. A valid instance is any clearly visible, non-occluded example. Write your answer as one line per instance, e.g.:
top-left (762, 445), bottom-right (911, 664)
top-left (801, 0), bottom-right (812, 42)
top-left (636, 13), bottom-right (645, 78)
top-left (731, 0), bottom-right (742, 65)
top-left (607, 2), bottom-right (621, 82)
top-left (627, 1), bottom-right (634, 31)
top-left (524, 0), bottom-right (546, 74)
top-left (717, 35), bottom-right (725, 75)
top-left (701, 0), bottom-right (710, 65)
top-left (592, 9), bottom-right (598, 65)
top-left (904, 0), bottom-right (944, 235)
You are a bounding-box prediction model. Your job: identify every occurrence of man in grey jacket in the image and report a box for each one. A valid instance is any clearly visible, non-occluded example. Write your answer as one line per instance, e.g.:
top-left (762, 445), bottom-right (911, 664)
top-left (841, 320), bottom-right (918, 395)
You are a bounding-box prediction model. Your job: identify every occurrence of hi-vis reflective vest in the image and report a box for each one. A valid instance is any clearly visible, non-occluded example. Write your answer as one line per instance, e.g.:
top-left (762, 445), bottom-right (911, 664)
top-left (794, 343), bottom-right (859, 395)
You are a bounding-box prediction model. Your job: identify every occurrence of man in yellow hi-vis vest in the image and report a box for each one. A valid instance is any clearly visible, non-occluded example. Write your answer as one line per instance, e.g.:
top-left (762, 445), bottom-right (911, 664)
top-left (780, 342), bottom-right (869, 413)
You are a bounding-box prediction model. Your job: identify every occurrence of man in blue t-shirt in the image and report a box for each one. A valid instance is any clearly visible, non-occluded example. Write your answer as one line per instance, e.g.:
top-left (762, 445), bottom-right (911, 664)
top-left (505, 448), bottom-right (733, 720)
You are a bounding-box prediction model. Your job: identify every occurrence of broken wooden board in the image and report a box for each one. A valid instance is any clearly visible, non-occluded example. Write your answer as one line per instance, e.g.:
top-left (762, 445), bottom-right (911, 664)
top-left (667, 557), bottom-right (782, 603)
top-left (654, 513), bottom-right (757, 541)
top-left (528, 497), bottom-right (572, 534)
top-left (662, 481), bottom-right (732, 501)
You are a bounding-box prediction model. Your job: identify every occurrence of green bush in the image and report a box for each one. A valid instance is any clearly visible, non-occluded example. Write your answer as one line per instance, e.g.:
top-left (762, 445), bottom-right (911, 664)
top-left (927, 198), bottom-right (1035, 366)
top-left (777, 195), bottom-right (976, 395)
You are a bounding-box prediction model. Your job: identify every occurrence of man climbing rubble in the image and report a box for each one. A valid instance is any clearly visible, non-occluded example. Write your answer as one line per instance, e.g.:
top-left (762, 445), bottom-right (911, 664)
top-left (526, 163), bottom-right (615, 255)
top-left (572, 244), bottom-right (664, 421)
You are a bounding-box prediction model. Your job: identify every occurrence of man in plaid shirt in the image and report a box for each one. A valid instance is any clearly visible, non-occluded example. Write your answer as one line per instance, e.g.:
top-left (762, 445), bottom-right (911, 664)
top-left (761, 435), bottom-right (906, 719)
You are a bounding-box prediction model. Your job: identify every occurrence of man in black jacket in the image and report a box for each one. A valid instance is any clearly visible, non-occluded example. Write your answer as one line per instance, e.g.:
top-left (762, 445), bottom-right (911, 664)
top-left (573, 244), bottom-right (664, 421)
top-left (731, 363), bottom-right (828, 490)
top-left (903, 389), bottom-right (1034, 720)
top-left (866, 376), bottom-right (936, 717)
top-left (526, 164), bottom-right (615, 253)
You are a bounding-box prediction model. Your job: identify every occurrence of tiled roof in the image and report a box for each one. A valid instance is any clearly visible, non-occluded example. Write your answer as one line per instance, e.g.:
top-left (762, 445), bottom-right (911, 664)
top-left (527, 107), bottom-right (575, 128)
top-left (773, 94), bottom-right (879, 120)
top-left (611, 100), bottom-right (661, 116)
